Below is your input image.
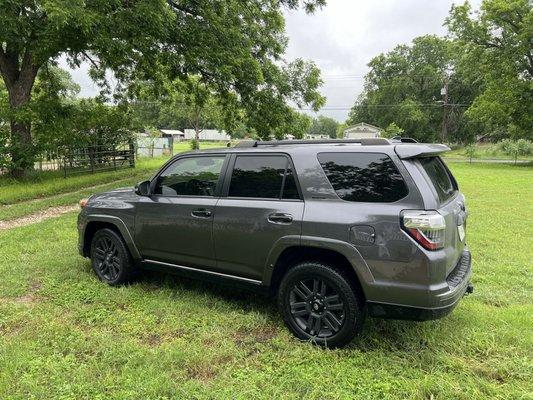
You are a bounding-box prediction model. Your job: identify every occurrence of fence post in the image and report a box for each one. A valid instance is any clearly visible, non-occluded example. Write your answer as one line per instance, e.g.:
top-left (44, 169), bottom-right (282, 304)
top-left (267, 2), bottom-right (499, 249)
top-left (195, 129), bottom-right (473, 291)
top-left (129, 139), bottom-right (135, 168)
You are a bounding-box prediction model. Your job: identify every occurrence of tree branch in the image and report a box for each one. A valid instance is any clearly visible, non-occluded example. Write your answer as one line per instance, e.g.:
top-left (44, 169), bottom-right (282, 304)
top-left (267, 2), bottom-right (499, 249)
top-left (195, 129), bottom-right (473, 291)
top-left (81, 51), bottom-right (100, 69)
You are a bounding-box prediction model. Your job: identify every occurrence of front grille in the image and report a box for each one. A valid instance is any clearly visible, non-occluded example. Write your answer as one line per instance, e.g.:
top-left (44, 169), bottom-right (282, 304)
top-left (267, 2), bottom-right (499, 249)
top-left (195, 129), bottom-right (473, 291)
top-left (446, 250), bottom-right (471, 288)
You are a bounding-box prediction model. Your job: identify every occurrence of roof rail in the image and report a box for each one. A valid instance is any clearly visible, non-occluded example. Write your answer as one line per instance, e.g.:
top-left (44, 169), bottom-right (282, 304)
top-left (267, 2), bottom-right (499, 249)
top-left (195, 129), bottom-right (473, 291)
top-left (235, 138), bottom-right (391, 147)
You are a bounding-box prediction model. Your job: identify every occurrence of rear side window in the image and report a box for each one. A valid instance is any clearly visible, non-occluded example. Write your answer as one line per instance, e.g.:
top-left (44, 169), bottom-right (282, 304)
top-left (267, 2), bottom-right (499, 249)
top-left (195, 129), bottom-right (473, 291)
top-left (229, 155), bottom-right (300, 200)
top-left (418, 157), bottom-right (457, 204)
top-left (317, 152), bottom-right (408, 202)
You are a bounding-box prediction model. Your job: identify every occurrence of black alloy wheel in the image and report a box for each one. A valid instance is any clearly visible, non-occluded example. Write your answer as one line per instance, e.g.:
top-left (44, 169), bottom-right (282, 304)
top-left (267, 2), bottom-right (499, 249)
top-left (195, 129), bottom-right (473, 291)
top-left (278, 261), bottom-right (365, 348)
top-left (90, 228), bottom-right (134, 285)
top-left (289, 277), bottom-right (346, 338)
top-left (93, 235), bottom-right (121, 281)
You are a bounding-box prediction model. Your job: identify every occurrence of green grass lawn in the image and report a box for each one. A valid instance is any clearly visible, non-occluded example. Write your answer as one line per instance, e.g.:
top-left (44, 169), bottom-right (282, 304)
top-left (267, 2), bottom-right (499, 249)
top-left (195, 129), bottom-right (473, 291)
top-left (0, 162), bottom-right (532, 399)
top-left (443, 143), bottom-right (533, 161)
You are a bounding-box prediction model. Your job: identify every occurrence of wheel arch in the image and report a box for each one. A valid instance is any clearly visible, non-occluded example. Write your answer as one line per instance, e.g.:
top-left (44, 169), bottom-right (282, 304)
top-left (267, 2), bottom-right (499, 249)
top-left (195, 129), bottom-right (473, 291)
top-left (265, 238), bottom-right (374, 300)
top-left (83, 215), bottom-right (140, 260)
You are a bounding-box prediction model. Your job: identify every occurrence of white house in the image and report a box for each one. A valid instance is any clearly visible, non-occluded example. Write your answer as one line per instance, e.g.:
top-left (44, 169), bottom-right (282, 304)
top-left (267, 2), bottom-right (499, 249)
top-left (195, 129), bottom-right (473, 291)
top-left (184, 129), bottom-right (230, 141)
top-left (343, 123), bottom-right (381, 139)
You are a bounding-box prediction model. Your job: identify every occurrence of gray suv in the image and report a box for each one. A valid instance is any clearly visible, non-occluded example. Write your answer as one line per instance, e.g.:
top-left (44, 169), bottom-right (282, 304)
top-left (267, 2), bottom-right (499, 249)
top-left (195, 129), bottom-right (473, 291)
top-left (78, 138), bottom-right (473, 347)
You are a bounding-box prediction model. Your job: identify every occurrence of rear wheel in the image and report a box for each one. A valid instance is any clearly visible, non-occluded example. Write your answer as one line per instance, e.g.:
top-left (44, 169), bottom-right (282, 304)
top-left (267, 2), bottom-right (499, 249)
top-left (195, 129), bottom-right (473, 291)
top-left (278, 261), bottom-right (365, 348)
top-left (90, 228), bottom-right (134, 285)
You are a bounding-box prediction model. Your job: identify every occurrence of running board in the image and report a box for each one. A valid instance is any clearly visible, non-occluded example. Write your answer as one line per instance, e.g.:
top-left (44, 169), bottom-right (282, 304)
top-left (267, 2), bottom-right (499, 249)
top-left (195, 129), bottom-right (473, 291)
top-left (141, 259), bottom-right (263, 285)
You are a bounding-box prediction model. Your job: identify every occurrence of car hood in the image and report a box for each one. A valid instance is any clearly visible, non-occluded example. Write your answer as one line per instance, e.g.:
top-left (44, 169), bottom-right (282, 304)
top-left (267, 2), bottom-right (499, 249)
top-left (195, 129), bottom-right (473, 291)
top-left (88, 187), bottom-right (138, 206)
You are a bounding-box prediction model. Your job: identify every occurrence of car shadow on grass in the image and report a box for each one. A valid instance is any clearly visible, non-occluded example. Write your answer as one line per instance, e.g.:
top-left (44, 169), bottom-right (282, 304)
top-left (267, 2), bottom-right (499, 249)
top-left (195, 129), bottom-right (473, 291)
top-left (122, 268), bottom-right (453, 352)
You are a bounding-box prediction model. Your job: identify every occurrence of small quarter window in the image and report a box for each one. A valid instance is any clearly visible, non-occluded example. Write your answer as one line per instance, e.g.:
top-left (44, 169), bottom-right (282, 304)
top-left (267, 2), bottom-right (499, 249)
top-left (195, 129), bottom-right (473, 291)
top-left (318, 152), bottom-right (408, 202)
top-left (229, 155), bottom-right (300, 200)
top-left (154, 156), bottom-right (225, 196)
top-left (418, 157), bottom-right (457, 204)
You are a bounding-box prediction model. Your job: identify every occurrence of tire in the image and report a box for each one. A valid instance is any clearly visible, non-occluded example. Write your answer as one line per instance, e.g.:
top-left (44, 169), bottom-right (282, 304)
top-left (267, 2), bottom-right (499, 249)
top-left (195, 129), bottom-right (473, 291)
top-left (278, 261), bottom-right (365, 348)
top-left (90, 228), bottom-right (135, 286)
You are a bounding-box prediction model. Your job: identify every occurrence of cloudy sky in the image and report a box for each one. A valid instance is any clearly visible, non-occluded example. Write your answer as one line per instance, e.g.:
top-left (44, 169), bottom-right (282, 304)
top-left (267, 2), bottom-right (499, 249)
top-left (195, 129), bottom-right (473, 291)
top-left (63, 0), bottom-right (482, 122)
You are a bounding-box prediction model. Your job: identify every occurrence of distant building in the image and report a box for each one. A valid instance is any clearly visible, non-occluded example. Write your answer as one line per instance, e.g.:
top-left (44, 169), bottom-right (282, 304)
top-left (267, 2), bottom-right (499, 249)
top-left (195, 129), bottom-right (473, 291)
top-left (343, 123), bottom-right (381, 139)
top-left (184, 129), bottom-right (230, 141)
top-left (305, 133), bottom-right (330, 140)
top-left (160, 129), bottom-right (185, 140)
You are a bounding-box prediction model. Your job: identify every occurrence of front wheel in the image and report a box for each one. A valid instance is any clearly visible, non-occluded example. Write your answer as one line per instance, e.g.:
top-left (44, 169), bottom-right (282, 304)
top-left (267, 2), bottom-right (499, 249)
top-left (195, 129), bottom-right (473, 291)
top-left (278, 262), bottom-right (365, 348)
top-left (90, 228), bottom-right (134, 286)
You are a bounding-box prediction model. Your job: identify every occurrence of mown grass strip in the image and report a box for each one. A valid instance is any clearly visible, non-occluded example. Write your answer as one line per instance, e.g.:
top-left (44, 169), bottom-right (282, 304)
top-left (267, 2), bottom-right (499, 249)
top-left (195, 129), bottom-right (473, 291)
top-left (0, 157), bottom-right (167, 206)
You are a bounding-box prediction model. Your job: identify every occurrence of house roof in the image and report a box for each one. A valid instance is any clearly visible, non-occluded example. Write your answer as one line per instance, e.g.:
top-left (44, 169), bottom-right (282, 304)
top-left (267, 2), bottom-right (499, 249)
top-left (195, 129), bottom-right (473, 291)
top-left (160, 129), bottom-right (184, 135)
top-left (344, 122), bottom-right (381, 131)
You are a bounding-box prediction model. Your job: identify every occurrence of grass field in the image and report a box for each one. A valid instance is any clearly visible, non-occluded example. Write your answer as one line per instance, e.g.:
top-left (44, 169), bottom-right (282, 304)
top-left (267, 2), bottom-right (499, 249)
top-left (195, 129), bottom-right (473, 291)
top-left (0, 162), bottom-right (532, 399)
top-left (443, 143), bottom-right (532, 162)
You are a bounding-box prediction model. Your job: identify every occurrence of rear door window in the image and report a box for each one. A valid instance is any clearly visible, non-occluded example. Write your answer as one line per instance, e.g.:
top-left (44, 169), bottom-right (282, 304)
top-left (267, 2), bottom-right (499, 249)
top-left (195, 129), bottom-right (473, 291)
top-left (418, 157), bottom-right (457, 204)
top-left (228, 155), bottom-right (300, 200)
top-left (317, 152), bottom-right (408, 202)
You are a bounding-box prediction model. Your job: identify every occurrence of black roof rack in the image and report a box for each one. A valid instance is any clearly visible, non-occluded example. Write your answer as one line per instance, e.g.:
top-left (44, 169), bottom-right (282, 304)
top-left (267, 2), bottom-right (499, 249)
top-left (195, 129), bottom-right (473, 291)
top-left (235, 138), bottom-right (391, 147)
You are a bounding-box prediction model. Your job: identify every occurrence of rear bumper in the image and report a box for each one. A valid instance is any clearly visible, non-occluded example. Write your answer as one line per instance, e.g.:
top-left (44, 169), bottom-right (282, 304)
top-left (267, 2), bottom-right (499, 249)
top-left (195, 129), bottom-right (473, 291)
top-left (368, 249), bottom-right (473, 321)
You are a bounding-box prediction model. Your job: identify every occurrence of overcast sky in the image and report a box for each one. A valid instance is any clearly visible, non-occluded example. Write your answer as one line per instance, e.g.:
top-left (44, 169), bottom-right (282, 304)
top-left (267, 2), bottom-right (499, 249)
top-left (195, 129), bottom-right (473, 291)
top-left (63, 0), bottom-right (482, 122)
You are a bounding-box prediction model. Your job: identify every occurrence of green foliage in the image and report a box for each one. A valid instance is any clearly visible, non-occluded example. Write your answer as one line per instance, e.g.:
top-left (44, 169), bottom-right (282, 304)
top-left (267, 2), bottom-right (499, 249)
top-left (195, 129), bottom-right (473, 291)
top-left (308, 115), bottom-right (339, 138)
top-left (348, 35), bottom-right (478, 143)
top-left (189, 138), bottom-right (199, 150)
top-left (382, 122), bottom-right (404, 138)
top-left (0, 0), bottom-right (326, 175)
top-left (499, 139), bottom-right (532, 164)
top-left (446, 0), bottom-right (533, 139)
top-left (464, 143), bottom-right (476, 163)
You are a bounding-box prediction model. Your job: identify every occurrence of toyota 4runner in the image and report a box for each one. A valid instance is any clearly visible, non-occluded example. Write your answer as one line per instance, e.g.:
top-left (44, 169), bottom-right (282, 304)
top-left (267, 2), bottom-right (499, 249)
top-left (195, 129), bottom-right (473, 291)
top-left (78, 138), bottom-right (473, 347)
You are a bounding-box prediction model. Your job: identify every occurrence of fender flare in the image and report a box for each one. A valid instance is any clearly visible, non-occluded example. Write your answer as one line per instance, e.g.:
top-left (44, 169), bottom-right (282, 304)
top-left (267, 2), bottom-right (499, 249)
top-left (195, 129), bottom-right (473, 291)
top-left (85, 214), bottom-right (141, 260)
top-left (262, 235), bottom-right (375, 288)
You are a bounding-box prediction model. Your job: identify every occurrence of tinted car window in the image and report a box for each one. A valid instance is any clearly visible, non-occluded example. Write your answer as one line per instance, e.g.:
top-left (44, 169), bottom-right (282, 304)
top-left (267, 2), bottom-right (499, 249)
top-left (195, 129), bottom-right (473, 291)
top-left (229, 155), bottom-right (300, 199)
top-left (154, 156), bottom-right (225, 196)
top-left (318, 152), bottom-right (408, 202)
top-left (419, 156), bottom-right (456, 204)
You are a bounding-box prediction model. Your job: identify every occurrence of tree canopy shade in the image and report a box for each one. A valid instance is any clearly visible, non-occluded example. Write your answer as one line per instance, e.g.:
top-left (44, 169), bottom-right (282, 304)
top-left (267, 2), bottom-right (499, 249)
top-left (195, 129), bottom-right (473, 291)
top-left (0, 0), bottom-right (325, 177)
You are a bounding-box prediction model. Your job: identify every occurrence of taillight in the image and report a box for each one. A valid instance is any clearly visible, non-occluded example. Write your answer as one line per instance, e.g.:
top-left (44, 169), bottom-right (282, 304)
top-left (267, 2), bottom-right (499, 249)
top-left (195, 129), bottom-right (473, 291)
top-left (401, 210), bottom-right (446, 250)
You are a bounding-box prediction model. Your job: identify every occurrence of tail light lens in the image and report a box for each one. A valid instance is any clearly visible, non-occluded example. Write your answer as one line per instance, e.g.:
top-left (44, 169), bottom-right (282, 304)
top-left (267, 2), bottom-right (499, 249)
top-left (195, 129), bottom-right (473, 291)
top-left (401, 211), bottom-right (446, 250)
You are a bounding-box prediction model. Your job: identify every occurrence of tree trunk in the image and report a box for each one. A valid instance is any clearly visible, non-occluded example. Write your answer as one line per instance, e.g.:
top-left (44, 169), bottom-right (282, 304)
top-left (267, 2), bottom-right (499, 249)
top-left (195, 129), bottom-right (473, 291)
top-left (0, 50), bottom-right (39, 178)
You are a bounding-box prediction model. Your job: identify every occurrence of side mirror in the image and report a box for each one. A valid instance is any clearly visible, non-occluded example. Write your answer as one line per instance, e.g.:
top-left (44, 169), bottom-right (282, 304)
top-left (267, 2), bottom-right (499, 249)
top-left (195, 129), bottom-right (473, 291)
top-left (135, 180), bottom-right (151, 196)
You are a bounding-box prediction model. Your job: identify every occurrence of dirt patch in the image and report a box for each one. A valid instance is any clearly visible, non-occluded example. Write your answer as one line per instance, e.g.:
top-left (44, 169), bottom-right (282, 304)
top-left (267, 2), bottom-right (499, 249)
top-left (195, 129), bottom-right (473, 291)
top-left (0, 204), bottom-right (78, 231)
top-left (233, 324), bottom-right (278, 345)
top-left (0, 280), bottom-right (43, 305)
top-left (186, 355), bottom-right (233, 382)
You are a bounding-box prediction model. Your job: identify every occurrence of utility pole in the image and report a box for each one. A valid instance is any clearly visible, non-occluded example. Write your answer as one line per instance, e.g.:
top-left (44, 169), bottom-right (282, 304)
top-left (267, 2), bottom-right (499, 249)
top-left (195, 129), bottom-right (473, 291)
top-left (440, 75), bottom-right (449, 143)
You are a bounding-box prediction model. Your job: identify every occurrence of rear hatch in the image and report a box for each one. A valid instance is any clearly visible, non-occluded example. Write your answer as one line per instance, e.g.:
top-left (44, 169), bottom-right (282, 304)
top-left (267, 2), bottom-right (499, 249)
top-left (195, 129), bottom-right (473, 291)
top-left (416, 156), bottom-right (467, 274)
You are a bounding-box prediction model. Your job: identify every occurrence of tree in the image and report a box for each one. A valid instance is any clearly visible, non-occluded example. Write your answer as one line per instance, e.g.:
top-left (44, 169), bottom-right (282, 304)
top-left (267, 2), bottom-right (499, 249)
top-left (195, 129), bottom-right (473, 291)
top-left (446, 0), bottom-right (532, 139)
top-left (0, 0), bottom-right (325, 177)
top-left (308, 115), bottom-right (339, 138)
top-left (348, 35), bottom-right (479, 143)
top-left (382, 122), bottom-right (404, 138)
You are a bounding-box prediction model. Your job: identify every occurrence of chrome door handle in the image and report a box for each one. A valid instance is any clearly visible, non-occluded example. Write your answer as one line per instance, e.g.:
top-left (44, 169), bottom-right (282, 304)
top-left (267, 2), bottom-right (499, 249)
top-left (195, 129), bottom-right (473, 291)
top-left (268, 213), bottom-right (293, 224)
top-left (191, 209), bottom-right (212, 218)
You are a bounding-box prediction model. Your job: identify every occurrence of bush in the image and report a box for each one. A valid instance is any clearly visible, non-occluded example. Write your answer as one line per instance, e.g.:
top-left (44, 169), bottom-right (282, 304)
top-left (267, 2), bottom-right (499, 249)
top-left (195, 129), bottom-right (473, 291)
top-left (190, 138), bottom-right (199, 150)
top-left (464, 144), bottom-right (476, 163)
top-left (499, 139), bottom-right (532, 163)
